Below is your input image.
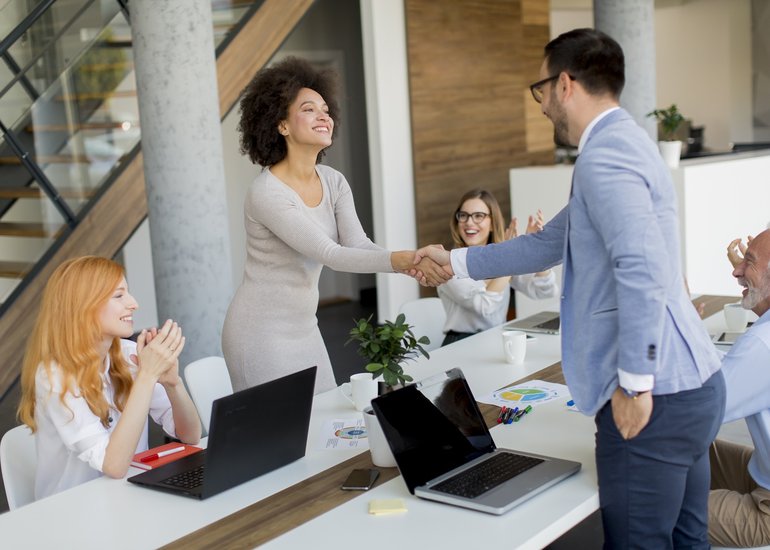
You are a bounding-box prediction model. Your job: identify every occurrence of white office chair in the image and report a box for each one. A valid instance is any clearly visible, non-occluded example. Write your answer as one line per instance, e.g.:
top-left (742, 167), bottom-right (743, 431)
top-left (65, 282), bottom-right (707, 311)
top-left (0, 424), bottom-right (37, 510)
top-left (183, 356), bottom-right (233, 434)
top-left (397, 297), bottom-right (446, 352)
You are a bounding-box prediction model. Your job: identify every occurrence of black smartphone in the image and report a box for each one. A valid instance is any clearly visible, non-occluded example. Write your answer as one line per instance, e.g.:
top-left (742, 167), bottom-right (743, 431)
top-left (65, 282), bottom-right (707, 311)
top-left (341, 468), bottom-right (380, 490)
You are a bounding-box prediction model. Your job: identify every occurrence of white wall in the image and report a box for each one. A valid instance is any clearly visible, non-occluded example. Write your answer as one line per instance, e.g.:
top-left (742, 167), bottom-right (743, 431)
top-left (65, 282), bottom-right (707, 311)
top-left (360, 0), bottom-right (420, 321)
top-left (221, 107), bottom-right (255, 291)
top-left (655, 0), bottom-right (752, 149)
top-left (551, 0), bottom-right (755, 151)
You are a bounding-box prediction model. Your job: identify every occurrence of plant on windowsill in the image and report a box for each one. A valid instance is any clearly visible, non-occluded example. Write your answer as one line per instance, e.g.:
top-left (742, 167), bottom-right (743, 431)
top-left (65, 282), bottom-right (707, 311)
top-left (346, 313), bottom-right (430, 467)
top-left (647, 104), bottom-right (686, 168)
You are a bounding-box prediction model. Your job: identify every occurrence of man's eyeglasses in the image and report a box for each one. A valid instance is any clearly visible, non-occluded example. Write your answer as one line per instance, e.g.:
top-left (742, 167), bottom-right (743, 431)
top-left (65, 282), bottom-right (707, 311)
top-left (455, 211), bottom-right (489, 224)
top-left (528, 74), bottom-right (575, 104)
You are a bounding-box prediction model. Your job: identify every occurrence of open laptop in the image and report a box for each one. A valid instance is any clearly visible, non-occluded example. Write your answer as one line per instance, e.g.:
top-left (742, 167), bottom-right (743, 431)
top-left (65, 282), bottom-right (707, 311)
top-left (502, 311), bottom-right (561, 335)
top-left (371, 368), bottom-right (580, 515)
top-left (128, 366), bottom-right (316, 499)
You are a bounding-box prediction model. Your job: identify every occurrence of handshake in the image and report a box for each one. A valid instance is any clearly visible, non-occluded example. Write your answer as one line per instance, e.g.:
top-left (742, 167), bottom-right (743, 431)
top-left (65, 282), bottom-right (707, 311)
top-left (396, 245), bottom-right (454, 287)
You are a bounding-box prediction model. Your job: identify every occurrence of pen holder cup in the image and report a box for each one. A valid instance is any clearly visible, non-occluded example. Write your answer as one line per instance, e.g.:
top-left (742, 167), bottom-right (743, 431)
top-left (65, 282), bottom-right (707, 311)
top-left (363, 406), bottom-right (397, 468)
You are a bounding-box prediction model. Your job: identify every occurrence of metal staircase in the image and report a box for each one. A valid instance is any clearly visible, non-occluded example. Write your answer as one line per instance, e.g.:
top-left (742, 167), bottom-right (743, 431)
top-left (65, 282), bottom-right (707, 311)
top-left (0, 0), bottom-right (315, 397)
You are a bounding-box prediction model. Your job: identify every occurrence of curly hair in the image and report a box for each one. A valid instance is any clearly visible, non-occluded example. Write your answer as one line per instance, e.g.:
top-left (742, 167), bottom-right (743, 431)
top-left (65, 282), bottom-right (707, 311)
top-left (449, 188), bottom-right (506, 249)
top-left (237, 56), bottom-right (340, 166)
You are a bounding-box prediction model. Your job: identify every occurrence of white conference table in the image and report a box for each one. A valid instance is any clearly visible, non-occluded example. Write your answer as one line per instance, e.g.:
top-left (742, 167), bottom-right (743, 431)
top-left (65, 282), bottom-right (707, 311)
top-left (265, 329), bottom-right (598, 550)
top-left (0, 300), bottom-right (737, 549)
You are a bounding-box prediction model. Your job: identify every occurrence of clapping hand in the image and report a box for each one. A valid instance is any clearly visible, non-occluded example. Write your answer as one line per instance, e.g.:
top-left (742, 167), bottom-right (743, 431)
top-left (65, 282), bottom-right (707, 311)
top-left (727, 236), bottom-right (752, 268)
top-left (505, 209), bottom-right (545, 240)
top-left (130, 319), bottom-right (185, 386)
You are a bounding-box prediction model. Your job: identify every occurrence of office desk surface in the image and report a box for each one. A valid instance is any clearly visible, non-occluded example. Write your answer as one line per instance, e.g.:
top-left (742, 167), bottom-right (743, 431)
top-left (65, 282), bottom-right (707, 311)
top-left (0, 296), bottom-right (737, 549)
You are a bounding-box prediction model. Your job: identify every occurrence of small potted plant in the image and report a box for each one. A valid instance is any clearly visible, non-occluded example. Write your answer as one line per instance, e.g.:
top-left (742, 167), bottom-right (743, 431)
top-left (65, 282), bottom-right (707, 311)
top-left (647, 104), bottom-right (686, 168)
top-left (347, 313), bottom-right (430, 391)
top-left (346, 313), bottom-right (430, 467)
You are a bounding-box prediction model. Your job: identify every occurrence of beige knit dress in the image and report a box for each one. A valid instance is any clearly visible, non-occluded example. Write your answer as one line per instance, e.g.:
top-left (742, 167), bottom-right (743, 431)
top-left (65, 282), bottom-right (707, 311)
top-left (222, 164), bottom-right (393, 394)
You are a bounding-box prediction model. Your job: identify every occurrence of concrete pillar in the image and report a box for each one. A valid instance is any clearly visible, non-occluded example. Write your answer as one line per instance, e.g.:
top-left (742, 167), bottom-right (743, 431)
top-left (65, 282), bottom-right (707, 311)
top-left (130, 0), bottom-right (233, 365)
top-left (594, 0), bottom-right (658, 140)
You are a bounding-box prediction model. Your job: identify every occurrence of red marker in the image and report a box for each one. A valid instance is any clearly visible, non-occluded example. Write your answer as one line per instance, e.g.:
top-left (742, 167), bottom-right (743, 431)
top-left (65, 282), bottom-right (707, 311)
top-left (140, 446), bottom-right (185, 463)
top-left (496, 406), bottom-right (507, 423)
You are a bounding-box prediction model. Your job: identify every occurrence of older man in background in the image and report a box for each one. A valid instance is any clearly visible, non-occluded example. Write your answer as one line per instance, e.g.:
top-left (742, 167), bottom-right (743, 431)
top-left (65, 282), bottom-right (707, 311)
top-left (710, 229), bottom-right (770, 547)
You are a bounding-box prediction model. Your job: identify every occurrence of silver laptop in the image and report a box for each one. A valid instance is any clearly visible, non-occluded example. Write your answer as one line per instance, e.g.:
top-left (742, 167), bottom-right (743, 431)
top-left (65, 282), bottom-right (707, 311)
top-left (371, 368), bottom-right (580, 515)
top-left (503, 311), bottom-right (560, 335)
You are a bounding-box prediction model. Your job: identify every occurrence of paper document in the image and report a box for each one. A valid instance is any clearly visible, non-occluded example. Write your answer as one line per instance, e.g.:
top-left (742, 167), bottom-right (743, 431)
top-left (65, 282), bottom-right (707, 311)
top-left (319, 418), bottom-right (369, 450)
top-left (477, 380), bottom-right (568, 408)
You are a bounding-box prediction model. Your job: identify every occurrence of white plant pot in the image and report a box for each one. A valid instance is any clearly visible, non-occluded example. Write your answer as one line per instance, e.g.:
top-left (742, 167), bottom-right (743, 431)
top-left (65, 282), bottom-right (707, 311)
top-left (658, 140), bottom-right (682, 168)
top-left (362, 406), bottom-right (397, 467)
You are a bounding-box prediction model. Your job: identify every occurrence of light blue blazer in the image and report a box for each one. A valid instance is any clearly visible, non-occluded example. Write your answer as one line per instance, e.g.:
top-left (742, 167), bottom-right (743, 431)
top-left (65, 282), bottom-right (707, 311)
top-left (467, 108), bottom-right (721, 415)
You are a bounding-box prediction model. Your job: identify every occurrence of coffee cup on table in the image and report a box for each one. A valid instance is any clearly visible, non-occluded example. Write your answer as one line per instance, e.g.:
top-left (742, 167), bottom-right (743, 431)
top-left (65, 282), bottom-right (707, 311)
top-left (340, 373), bottom-right (378, 411)
top-left (502, 330), bottom-right (527, 365)
top-left (724, 303), bottom-right (748, 332)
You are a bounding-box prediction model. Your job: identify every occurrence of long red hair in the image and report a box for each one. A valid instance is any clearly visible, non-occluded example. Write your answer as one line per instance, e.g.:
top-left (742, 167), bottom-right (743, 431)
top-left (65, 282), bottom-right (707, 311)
top-left (18, 256), bottom-right (135, 431)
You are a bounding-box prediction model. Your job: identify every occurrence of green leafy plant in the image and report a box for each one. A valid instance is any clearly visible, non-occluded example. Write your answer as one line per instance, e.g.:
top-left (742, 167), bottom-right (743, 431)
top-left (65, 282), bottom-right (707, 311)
top-left (647, 104), bottom-right (685, 141)
top-left (346, 313), bottom-right (430, 388)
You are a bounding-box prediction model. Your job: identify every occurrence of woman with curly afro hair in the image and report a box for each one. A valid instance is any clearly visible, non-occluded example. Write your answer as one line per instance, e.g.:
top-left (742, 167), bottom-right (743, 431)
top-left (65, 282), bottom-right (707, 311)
top-left (222, 57), bottom-right (448, 394)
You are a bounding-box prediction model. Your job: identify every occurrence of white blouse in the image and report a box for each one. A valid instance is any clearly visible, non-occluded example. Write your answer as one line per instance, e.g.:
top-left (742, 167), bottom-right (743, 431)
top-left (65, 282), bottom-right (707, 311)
top-left (438, 272), bottom-right (558, 335)
top-left (33, 339), bottom-right (176, 500)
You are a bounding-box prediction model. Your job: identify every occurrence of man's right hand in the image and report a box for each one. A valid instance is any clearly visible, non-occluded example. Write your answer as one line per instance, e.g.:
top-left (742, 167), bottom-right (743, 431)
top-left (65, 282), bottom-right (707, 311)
top-left (727, 236), bottom-right (752, 268)
top-left (414, 245), bottom-right (453, 274)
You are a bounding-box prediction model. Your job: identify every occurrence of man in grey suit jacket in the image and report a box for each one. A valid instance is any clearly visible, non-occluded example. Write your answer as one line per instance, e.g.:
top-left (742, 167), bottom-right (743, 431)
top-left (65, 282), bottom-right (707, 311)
top-left (417, 29), bottom-right (725, 548)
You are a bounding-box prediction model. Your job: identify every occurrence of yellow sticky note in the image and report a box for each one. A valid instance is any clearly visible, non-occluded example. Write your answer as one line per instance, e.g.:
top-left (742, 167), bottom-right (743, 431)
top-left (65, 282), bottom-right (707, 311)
top-left (368, 498), bottom-right (407, 515)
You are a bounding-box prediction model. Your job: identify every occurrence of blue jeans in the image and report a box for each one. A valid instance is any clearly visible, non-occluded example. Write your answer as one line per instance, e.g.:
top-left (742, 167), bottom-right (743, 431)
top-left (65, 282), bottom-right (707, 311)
top-left (595, 370), bottom-right (726, 549)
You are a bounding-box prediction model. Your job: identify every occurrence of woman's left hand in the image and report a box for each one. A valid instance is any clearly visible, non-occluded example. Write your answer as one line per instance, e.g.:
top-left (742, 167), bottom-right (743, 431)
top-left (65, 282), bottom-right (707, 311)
top-left (526, 209), bottom-right (545, 234)
top-left (131, 320), bottom-right (185, 387)
top-left (504, 218), bottom-right (519, 240)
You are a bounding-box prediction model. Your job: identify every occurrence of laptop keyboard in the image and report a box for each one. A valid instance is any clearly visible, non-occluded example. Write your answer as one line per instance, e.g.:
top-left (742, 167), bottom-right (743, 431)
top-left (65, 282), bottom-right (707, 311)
top-left (432, 452), bottom-right (544, 499)
top-left (535, 317), bottom-right (560, 331)
top-left (162, 465), bottom-right (205, 490)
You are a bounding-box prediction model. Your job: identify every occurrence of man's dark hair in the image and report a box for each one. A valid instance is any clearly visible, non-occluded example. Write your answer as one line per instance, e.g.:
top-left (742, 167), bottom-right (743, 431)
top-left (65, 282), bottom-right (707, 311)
top-left (237, 56), bottom-right (340, 166)
top-left (544, 28), bottom-right (625, 99)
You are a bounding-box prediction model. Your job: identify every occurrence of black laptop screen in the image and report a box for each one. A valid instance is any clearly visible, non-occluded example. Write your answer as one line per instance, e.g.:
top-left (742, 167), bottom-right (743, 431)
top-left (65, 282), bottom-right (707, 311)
top-left (371, 369), bottom-right (495, 493)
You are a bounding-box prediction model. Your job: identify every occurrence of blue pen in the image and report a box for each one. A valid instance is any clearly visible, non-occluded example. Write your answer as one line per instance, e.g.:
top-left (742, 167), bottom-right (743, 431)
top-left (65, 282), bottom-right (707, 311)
top-left (505, 407), bottom-right (519, 424)
top-left (566, 399), bottom-right (575, 407)
top-left (513, 405), bottom-right (532, 422)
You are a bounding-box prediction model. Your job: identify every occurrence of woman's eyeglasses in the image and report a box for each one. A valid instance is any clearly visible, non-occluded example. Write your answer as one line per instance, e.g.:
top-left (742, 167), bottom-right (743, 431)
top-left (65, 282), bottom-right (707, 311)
top-left (455, 211), bottom-right (489, 224)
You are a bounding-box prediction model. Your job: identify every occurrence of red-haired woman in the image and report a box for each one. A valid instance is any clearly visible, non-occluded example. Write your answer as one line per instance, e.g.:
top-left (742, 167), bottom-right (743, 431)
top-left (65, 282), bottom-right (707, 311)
top-left (18, 256), bottom-right (201, 499)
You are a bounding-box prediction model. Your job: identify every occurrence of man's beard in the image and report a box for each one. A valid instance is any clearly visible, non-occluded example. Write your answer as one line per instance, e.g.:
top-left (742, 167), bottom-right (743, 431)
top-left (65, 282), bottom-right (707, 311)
top-left (741, 274), bottom-right (770, 310)
top-left (553, 120), bottom-right (570, 147)
top-left (548, 91), bottom-right (570, 147)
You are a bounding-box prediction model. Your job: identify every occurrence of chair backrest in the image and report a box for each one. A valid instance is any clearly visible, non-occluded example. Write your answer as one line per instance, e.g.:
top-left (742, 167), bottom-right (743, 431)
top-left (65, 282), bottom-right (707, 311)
top-left (183, 356), bottom-right (234, 434)
top-left (0, 425), bottom-right (37, 509)
top-left (397, 297), bottom-right (446, 353)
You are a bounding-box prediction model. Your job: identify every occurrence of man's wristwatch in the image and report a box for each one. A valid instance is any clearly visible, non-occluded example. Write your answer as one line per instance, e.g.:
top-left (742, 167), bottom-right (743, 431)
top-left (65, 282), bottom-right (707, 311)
top-left (620, 387), bottom-right (648, 399)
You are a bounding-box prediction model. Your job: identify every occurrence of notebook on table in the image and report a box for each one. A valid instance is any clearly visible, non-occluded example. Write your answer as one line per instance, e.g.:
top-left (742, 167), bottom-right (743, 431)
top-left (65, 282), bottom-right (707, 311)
top-left (371, 368), bottom-right (580, 515)
top-left (502, 311), bottom-right (561, 335)
top-left (128, 366), bottom-right (316, 500)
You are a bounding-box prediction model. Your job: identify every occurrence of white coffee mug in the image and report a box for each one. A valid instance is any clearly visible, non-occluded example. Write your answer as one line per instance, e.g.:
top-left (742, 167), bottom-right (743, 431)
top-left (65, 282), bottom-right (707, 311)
top-left (340, 373), bottom-right (378, 411)
top-left (724, 303), bottom-right (748, 332)
top-left (502, 330), bottom-right (527, 365)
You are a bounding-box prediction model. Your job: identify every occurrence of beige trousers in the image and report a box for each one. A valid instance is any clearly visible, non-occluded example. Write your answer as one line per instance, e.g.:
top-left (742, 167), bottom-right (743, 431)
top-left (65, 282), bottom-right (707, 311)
top-left (709, 439), bottom-right (770, 547)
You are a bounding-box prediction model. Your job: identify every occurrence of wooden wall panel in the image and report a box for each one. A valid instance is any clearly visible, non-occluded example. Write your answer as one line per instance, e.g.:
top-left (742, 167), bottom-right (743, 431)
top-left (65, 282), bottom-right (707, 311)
top-left (404, 0), bottom-right (553, 255)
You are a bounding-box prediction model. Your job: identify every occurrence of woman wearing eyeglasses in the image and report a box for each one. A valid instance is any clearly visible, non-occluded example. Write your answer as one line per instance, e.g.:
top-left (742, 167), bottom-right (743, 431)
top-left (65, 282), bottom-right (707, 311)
top-left (438, 188), bottom-right (558, 346)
